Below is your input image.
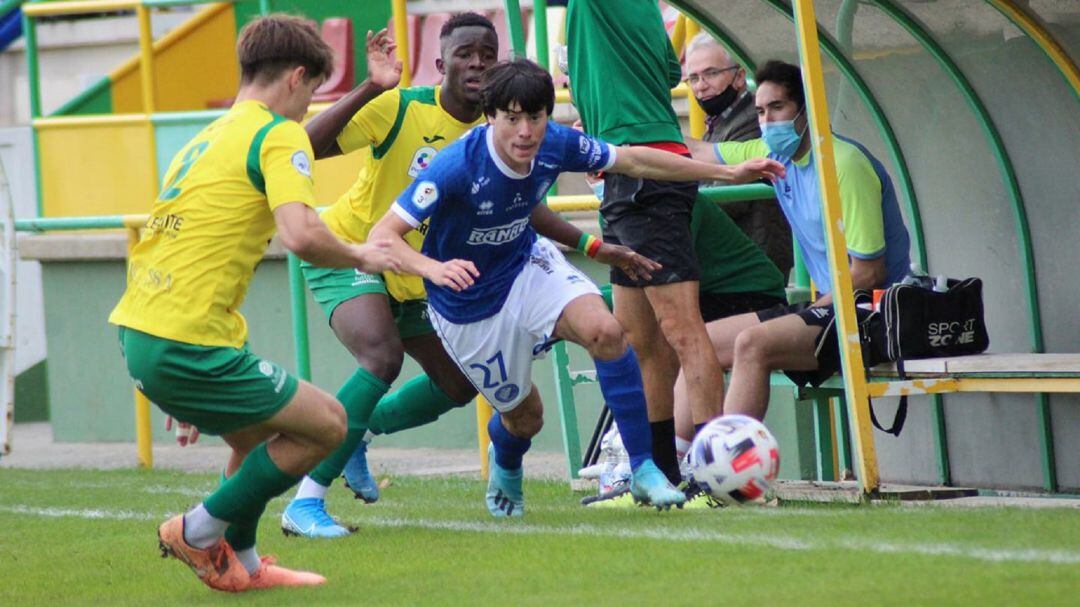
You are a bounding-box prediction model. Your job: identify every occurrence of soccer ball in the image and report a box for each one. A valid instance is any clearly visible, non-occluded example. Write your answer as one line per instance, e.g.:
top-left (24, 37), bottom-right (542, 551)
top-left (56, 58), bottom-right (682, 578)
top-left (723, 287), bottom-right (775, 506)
top-left (688, 415), bottom-right (780, 506)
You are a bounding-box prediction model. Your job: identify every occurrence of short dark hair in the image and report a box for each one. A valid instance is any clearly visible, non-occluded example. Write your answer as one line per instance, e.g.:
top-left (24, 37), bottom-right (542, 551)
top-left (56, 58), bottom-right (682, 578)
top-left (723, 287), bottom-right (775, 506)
top-left (754, 60), bottom-right (805, 110)
top-left (480, 59), bottom-right (555, 117)
top-left (440, 11), bottom-right (495, 39)
top-left (237, 15), bottom-right (334, 85)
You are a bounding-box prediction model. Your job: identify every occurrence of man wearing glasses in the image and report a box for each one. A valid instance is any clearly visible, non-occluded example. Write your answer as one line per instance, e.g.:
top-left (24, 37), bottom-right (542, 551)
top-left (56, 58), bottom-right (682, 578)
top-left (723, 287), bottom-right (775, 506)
top-left (685, 32), bottom-right (793, 280)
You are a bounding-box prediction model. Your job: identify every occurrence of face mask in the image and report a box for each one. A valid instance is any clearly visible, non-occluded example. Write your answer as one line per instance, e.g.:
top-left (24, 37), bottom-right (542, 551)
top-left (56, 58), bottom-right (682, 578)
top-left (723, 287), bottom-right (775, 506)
top-left (760, 107), bottom-right (807, 159)
top-left (697, 84), bottom-right (738, 116)
top-left (589, 180), bottom-right (605, 201)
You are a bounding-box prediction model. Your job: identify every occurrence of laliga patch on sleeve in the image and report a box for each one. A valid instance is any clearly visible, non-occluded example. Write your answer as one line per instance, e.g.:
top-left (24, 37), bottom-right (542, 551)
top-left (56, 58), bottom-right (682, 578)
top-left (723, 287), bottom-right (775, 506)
top-left (413, 181), bottom-right (439, 209)
top-left (291, 150), bottom-right (312, 177)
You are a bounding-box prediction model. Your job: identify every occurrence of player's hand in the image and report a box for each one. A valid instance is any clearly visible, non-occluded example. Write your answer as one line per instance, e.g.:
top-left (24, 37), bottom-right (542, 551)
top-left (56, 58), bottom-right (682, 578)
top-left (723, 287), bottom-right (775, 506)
top-left (593, 243), bottom-right (661, 282)
top-left (355, 239), bottom-right (401, 274)
top-left (365, 29), bottom-right (402, 91)
top-left (725, 158), bottom-right (786, 184)
top-left (426, 259), bottom-right (479, 292)
top-left (164, 416), bottom-right (200, 447)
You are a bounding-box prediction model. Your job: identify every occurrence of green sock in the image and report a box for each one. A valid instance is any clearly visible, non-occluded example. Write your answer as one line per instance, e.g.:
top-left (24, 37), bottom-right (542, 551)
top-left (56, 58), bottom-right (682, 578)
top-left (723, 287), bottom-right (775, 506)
top-left (368, 374), bottom-right (467, 436)
top-left (203, 443), bottom-right (301, 528)
top-left (216, 468), bottom-right (260, 552)
top-left (307, 367), bottom-right (390, 486)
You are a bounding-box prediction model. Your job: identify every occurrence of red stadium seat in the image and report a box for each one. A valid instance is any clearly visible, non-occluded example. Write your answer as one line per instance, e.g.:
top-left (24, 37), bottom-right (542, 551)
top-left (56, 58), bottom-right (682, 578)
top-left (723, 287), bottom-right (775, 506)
top-left (412, 13), bottom-right (452, 86)
top-left (489, 8), bottom-right (530, 59)
top-left (387, 13), bottom-right (421, 78)
top-left (313, 18), bottom-right (354, 102)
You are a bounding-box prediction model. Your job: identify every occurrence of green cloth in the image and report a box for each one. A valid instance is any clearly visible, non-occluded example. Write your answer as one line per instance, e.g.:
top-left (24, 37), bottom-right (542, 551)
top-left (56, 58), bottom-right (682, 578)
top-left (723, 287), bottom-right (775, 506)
top-left (301, 262), bottom-right (435, 340)
top-left (308, 367), bottom-right (390, 486)
top-left (692, 196), bottom-right (787, 298)
top-left (368, 374), bottom-right (467, 436)
top-left (117, 327), bottom-right (298, 436)
top-left (566, 0), bottom-right (684, 145)
top-left (203, 443), bottom-right (301, 547)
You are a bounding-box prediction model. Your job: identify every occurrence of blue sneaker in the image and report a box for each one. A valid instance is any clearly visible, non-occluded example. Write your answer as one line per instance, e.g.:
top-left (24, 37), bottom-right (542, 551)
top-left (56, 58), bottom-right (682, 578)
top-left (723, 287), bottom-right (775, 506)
top-left (342, 442), bottom-right (379, 503)
top-left (485, 443), bottom-right (524, 517)
top-left (629, 460), bottom-right (687, 510)
top-left (281, 498), bottom-right (354, 538)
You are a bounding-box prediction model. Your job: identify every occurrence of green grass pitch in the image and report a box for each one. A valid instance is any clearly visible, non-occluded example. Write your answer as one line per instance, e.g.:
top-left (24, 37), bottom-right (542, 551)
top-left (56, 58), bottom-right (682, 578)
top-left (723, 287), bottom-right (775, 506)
top-left (1, 468), bottom-right (1077, 606)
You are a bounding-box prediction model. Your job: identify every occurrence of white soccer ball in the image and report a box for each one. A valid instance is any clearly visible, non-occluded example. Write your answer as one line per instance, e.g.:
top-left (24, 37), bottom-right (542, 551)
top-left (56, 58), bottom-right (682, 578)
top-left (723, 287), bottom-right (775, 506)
top-left (688, 415), bottom-right (780, 506)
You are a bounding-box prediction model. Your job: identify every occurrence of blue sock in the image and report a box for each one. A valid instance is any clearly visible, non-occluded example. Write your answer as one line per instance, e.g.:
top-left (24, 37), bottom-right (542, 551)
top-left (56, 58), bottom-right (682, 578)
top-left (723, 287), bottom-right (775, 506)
top-left (594, 346), bottom-right (652, 471)
top-left (488, 414), bottom-right (531, 471)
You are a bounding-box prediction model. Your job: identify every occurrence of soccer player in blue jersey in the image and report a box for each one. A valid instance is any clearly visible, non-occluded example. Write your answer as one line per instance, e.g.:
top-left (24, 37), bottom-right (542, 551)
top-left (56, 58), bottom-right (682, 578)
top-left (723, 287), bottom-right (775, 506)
top-left (370, 59), bottom-right (784, 515)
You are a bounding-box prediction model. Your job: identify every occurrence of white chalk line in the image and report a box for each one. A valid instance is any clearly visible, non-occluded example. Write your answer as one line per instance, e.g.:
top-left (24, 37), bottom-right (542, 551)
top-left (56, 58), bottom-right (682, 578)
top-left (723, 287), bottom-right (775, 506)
top-left (2, 504), bottom-right (1077, 566)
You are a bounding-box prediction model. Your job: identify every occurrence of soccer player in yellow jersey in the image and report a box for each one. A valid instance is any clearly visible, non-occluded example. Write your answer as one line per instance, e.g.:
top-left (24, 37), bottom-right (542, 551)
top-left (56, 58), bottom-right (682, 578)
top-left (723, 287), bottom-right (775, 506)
top-left (108, 16), bottom-right (397, 591)
top-left (279, 13), bottom-right (498, 537)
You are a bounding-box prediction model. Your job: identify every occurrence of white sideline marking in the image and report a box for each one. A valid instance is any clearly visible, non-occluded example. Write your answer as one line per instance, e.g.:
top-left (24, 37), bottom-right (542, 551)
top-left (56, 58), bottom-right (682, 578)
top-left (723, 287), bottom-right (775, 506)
top-left (358, 516), bottom-right (1080, 565)
top-left (3, 505), bottom-right (1078, 566)
top-left (0, 505), bottom-right (162, 521)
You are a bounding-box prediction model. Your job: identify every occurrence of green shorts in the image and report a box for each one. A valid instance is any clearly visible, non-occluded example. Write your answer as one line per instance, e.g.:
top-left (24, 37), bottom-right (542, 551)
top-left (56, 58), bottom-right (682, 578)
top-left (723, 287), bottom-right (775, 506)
top-left (117, 327), bottom-right (299, 435)
top-left (300, 262), bottom-right (435, 340)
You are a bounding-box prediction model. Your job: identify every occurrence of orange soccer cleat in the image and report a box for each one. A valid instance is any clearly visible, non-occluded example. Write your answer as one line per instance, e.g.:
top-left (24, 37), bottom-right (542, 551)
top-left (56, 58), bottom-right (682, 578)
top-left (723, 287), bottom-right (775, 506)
top-left (157, 515), bottom-right (250, 592)
top-left (246, 555), bottom-right (327, 590)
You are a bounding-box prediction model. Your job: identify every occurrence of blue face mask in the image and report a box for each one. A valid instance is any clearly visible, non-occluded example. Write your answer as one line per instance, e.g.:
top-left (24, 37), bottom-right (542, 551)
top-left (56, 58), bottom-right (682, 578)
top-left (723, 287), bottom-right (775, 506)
top-left (589, 180), bottom-right (605, 201)
top-left (760, 108), bottom-right (807, 160)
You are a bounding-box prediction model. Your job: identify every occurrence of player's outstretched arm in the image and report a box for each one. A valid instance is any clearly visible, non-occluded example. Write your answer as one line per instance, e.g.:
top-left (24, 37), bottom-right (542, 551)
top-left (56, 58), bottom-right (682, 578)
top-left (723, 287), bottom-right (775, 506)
top-left (684, 137), bottom-right (718, 163)
top-left (609, 145), bottom-right (785, 184)
top-left (370, 213), bottom-right (480, 292)
top-left (306, 28), bottom-right (402, 159)
top-left (274, 202), bottom-right (400, 273)
top-left (530, 204), bottom-right (660, 282)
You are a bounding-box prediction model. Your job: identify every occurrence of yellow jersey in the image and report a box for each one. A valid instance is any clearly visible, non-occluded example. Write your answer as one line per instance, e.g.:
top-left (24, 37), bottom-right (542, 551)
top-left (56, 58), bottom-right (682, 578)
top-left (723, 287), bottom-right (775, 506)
top-left (319, 85), bottom-right (482, 301)
top-left (109, 100), bottom-right (317, 348)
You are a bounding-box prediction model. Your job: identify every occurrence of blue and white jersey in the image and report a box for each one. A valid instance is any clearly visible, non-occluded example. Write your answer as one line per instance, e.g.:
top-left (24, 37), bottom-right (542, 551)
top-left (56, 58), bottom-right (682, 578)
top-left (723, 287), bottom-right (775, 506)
top-left (392, 121), bottom-right (616, 323)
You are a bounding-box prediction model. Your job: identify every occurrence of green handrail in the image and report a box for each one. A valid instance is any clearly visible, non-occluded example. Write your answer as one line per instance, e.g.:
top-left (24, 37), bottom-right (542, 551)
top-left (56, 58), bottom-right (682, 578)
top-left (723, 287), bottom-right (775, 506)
top-left (503, 0), bottom-right (526, 58)
top-left (867, 0), bottom-right (1054, 492)
top-left (534, 0), bottom-right (549, 69)
top-left (15, 216), bottom-right (131, 231)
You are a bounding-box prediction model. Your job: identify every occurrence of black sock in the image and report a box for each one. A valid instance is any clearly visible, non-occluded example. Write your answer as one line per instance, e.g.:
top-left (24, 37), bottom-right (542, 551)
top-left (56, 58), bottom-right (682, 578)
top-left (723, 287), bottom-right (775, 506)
top-left (649, 418), bottom-right (680, 485)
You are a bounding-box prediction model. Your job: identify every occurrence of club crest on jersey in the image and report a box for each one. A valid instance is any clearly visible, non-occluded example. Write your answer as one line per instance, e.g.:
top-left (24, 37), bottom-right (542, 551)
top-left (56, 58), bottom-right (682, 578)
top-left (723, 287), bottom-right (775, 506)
top-left (408, 146), bottom-right (437, 178)
top-left (291, 151), bottom-right (312, 177)
top-left (412, 181), bottom-right (439, 209)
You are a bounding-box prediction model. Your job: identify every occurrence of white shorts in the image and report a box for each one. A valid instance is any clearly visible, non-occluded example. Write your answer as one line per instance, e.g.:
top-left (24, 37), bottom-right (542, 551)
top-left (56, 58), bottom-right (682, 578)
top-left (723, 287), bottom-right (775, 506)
top-left (429, 238), bottom-right (601, 412)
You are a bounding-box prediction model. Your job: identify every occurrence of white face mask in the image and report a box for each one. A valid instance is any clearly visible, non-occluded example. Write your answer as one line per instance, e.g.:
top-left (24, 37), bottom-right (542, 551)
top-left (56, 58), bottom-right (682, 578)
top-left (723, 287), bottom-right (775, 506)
top-left (589, 180), bottom-right (605, 201)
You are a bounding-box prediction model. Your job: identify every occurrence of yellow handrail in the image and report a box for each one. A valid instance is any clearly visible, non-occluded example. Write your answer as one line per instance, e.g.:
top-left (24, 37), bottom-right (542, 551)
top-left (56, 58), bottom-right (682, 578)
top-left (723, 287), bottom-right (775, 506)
top-left (391, 0), bottom-right (412, 87)
top-left (792, 0), bottom-right (879, 493)
top-left (23, 0), bottom-right (141, 17)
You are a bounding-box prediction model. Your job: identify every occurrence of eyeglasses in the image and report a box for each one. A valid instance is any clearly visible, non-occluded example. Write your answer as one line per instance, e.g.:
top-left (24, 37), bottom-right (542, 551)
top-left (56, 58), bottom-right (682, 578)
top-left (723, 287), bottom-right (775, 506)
top-left (684, 65), bottom-right (739, 86)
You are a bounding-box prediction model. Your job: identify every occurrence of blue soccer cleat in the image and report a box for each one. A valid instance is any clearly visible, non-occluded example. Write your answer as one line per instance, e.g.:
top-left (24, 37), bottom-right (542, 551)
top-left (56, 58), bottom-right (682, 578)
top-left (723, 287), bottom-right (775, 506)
top-left (485, 443), bottom-right (524, 517)
top-left (342, 442), bottom-right (379, 503)
top-left (281, 498), bottom-right (354, 539)
top-left (629, 459), bottom-right (687, 510)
